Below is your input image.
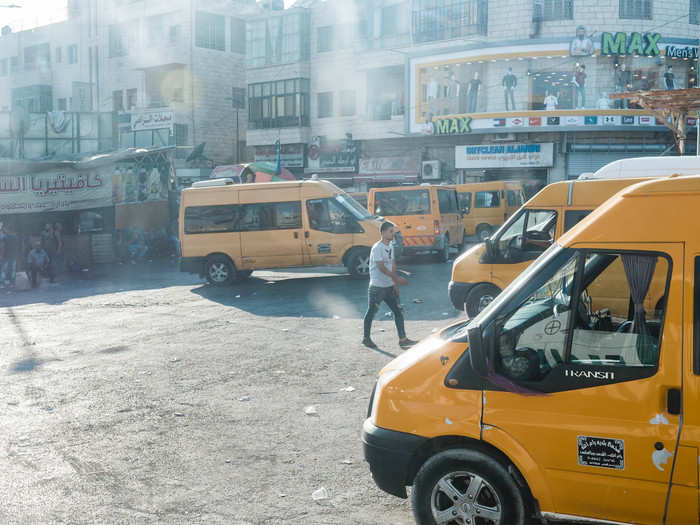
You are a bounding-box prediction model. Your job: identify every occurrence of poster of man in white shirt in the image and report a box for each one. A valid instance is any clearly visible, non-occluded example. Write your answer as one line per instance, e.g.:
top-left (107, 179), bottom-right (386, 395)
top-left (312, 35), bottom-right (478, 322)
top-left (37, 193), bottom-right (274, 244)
top-left (570, 25), bottom-right (594, 57)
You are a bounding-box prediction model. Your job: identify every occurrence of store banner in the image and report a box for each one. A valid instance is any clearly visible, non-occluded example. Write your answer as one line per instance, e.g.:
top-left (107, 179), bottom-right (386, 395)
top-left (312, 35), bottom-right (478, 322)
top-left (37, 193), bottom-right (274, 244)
top-left (357, 156), bottom-right (420, 180)
top-left (255, 144), bottom-right (304, 167)
top-left (130, 110), bottom-right (174, 132)
top-left (456, 143), bottom-right (554, 169)
top-left (0, 168), bottom-right (112, 215)
top-left (111, 163), bottom-right (169, 204)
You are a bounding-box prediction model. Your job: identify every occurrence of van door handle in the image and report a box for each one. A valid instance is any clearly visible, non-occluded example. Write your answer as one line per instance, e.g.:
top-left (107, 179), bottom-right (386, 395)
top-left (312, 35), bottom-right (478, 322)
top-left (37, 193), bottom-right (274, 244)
top-left (294, 231), bottom-right (299, 239)
top-left (667, 388), bottom-right (681, 415)
top-left (404, 225), bottom-right (412, 229)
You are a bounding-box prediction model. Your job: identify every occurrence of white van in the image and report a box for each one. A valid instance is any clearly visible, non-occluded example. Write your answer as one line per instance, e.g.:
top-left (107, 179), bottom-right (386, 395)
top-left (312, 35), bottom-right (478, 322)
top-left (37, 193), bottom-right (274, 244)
top-left (579, 155), bottom-right (700, 180)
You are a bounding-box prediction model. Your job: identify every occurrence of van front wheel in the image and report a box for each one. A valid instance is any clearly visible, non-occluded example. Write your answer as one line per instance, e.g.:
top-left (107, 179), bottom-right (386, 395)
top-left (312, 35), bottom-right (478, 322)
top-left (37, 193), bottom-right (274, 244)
top-left (206, 255), bottom-right (235, 286)
top-left (412, 449), bottom-right (526, 525)
top-left (347, 249), bottom-right (371, 279)
top-left (465, 283), bottom-right (501, 318)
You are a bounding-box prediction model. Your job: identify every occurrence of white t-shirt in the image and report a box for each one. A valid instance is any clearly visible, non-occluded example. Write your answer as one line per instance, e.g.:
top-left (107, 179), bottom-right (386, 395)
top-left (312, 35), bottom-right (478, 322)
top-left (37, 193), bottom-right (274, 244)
top-left (369, 240), bottom-right (395, 288)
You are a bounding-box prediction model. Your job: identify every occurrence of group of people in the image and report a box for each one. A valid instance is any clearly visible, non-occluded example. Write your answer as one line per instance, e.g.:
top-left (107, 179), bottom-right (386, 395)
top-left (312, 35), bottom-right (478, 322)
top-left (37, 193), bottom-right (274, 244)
top-left (0, 222), bottom-right (64, 289)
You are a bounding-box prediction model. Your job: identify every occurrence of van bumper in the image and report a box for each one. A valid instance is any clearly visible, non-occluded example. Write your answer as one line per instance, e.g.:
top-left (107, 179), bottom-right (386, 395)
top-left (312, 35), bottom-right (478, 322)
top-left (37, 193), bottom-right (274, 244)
top-left (180, 256), bottom-right (205, 276)
top-left (448, 280), bottom-right (472, 310)
top-left (362, 419), bottom-right (428, 499)
top-left (399, 234), bottom-right (444, 255)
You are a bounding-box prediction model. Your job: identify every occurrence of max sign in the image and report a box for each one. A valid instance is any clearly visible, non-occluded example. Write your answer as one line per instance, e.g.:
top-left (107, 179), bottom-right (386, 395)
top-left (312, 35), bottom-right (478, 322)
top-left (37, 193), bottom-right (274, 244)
top-left (601, 32), bottom-right (661, 56)
top-left (434, 117), bottom-right (472, 136)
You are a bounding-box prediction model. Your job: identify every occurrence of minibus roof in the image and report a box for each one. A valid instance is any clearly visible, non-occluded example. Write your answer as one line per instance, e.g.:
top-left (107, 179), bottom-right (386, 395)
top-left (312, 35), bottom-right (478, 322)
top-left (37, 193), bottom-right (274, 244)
top-left (558, 174), bottom-right (700, 247)
top-left (578, 156), bottom-right (700, 180)
top-left (524, 178), bottom-right (653, 208)
top-left (182, 179), bottom-right (341, 194)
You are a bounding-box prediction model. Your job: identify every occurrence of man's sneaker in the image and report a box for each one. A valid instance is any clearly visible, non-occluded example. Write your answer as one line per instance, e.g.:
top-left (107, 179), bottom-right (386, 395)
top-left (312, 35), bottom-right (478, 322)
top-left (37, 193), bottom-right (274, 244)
top-left (362, 337), bottom-right (378, 349)
top-left (399, 338), bottom-right (418, 349)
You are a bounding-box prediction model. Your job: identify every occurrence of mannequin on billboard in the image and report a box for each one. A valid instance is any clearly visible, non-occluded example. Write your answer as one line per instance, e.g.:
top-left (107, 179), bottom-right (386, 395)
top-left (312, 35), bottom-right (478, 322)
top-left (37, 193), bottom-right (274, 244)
top-left (614, 63), bottom-right (631, 109)
top-left (502, 67), bottom-right (518, 111)
top-left (468, 72), bottom-right (481, 113)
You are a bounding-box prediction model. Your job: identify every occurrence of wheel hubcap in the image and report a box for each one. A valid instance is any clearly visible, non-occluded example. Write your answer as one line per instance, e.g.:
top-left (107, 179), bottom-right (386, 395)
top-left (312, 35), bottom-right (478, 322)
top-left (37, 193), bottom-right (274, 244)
top-left (478, 294), bottom-right (494, 312)
top-left (431, 471), bottom-right (502, 525)
top-left (356, 256), bottom-right (370, 274)
top-left (209, 263), bottom-right (228, 282)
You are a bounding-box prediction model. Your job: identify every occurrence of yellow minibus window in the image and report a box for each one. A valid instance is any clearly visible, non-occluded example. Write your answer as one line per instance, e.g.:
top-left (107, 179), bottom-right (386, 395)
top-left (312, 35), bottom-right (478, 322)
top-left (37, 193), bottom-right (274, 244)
top-left (474, 190), bottom-right (500, 208)
top-left (184, 205), bottom-right (238, 234)
top-left (507, 190), bottom-right (516, 207)
top-left (563, 210), bottom-right (592, 232)
top-left (457, 192), bottom-right (472, 213)
top-left (374, 190), bottom-right (430, 216)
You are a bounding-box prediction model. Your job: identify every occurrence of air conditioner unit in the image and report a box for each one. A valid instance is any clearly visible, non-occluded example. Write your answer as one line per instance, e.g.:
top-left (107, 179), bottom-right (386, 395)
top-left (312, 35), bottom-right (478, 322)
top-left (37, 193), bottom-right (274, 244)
top-left (421, 160), bottom-right (441, 180)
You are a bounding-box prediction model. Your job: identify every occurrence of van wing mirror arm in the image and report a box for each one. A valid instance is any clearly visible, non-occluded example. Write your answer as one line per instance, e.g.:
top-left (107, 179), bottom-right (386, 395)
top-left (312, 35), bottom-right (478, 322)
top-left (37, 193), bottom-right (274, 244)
top-left (468, 324), bottom-right (489, 377)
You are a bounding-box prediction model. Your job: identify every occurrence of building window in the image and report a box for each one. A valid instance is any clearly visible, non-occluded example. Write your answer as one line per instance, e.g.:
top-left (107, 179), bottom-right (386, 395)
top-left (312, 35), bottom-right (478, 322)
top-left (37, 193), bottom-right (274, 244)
top-left (55, 46), bottom-right (62, 63)
top-left (340, 90), bottom-right (356, 116)
top-left (692, 0), bottom-right (700, 23)
top-left (248, 78), bottom-right (310, 129)
top-left (169, 25), bottom-right (181, 44)
top-left (317, 92), bottom-right (333, 118)
top-left (381, 4), bottom-right (402, 37)
top-left (367, 66), bottom-right (404, 120)
top-left (113, 90), bottom-right (124, 111)
top-left (147, 14), bottom-right (165, 45)
top-left (57, 98), bottom-right (67, 111)
top-left (231, 17), bottom-right (246, 53)
top-left (412, 0), bottom-right (488, 44)
top-left (10, 56), bottom-right (19, 72)
top-left (620, 0), bottom-right (652, 19)
top-left (534, 0), bottom-right (573, 21)
top-left (317, 25), bottom-right (333, 52)
top-left (195, 11), bottom-right (225, 50)
top-left (246, 12), bottom-right (310, 68)
top-left (126, 88), bottom-right (137, 110)
top-left (68, 45), bottom-right (78, 64)
top-left (23, 43), bottom-right (50, 71)
top-left (0, 59), bottom-right (7, 76)
top-left (109, 24), bottom-right (128, 57)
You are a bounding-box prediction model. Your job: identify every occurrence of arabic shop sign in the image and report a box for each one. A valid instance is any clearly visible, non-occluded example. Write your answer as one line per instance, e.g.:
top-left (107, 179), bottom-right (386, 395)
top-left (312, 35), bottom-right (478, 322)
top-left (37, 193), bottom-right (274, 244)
top-left (601, 32), bottom-right (661, 56)
top-left (434, 116), bottom-right (472, 136)
top-left (130, 110), bottom-right (174, 132)
top-left (455, 143), bottom-right (554, 169)
top-left (0, 170), bottom-right (112, 215)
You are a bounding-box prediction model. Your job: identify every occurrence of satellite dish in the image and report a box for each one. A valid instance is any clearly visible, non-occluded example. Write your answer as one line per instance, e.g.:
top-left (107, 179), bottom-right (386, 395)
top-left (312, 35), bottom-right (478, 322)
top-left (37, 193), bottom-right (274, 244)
top-left (186, 142), bottom-right (206, 163)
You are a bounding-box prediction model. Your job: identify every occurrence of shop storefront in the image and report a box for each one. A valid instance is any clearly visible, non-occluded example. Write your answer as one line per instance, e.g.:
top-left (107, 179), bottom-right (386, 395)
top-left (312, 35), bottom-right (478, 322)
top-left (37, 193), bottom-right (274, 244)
top-left (303, 135), bottom-right (359, 187)
top-left (0, 148), bottom-right (174, 267)
top-left (254, 143), bottom-right (306, 177)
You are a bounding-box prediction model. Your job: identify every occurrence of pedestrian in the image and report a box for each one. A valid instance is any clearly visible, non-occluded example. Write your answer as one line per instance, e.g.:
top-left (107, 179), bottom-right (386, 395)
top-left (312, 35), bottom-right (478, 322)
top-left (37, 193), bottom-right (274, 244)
top-left (1, 224), bottom-right (19, 287)
top-left (27, 241), bottom-right (54, 287)
top-left (53, 222), bottom-right (64, 275)
top-left (363, 221), bottom-right (417, 350)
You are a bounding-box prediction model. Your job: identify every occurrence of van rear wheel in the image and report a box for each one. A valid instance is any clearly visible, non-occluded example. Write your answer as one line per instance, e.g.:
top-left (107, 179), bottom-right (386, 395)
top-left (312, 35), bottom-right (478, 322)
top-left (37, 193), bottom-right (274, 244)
top-left (347, 249), bottom-right (371, 279)
top-left (206, 255), bottom-right (235, 286)
top-left (476, 225), bottom-right (492, 242)
top-left (435, 235), bottom-right (450, 263)
top-left (465, 283), bottom-right (501, 318)
top-left (412, 449), bottom-right (526, 525)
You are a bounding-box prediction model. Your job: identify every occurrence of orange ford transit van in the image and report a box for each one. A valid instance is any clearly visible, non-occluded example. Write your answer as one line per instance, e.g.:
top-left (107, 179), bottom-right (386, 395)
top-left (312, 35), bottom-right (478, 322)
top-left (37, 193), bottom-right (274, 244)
top-left (454, 181), bottom-right (525, 241)
top-left (364, 175), bottom-right (699, 525)
top-left (449, 178), bottom-right (653, 317)
top-left (179, 179), bottom-right (381, 283)
top-left (368, 185), bottom-right (465, 262)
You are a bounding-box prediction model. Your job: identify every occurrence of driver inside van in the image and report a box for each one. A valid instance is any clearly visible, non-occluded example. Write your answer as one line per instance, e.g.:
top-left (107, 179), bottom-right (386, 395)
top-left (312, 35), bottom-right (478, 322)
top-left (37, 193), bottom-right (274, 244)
top-left (308, 201), bottom-right (331, 230)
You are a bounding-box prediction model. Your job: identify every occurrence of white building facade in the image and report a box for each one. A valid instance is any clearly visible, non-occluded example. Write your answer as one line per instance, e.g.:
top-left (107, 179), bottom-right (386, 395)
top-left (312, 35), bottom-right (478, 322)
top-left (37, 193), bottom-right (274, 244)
top-left (0, 0), bottom-right (257, 164)
top-left (247, 0), bottom-right (700, 193)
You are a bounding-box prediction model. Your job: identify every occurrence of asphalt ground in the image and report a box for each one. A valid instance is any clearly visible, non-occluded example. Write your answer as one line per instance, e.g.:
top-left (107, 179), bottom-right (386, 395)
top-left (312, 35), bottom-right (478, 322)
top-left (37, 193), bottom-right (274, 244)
top-left (0, 252), bottom-right (472, 524)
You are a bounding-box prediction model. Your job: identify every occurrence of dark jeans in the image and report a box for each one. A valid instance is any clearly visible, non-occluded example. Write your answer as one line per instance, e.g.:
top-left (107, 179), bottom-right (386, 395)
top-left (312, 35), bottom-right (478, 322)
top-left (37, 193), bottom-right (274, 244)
top-left (364, 285), bottom-right (406, 340)
top-left (29, 263), bottom-right (53, 288)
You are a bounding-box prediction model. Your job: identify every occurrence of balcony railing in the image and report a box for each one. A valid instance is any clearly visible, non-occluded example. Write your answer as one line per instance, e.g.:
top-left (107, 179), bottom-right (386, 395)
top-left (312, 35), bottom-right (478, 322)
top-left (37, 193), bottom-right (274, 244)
top-left (412, 0), bottom-right (488, 44)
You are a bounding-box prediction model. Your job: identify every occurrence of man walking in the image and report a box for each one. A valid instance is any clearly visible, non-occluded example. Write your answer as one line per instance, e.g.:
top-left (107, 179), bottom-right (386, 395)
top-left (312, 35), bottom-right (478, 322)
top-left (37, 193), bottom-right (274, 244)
top-left (1, 224), bottom-right (18, 287)
top-left (363, 222), bottom-right (417, 350)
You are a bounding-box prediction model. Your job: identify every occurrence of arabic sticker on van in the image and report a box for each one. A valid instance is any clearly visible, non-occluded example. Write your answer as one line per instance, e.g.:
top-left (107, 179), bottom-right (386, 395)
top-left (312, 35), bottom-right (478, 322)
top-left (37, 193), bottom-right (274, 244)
top-left (577, 436), bottom-right (625, 470)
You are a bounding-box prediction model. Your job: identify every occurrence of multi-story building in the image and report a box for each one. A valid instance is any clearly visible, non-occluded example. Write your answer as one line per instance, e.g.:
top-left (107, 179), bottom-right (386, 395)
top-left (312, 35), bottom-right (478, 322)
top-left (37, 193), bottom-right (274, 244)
top-left (0, 0), bottom-right (257, 164)
top-left (248, 0), bottom-right (700, 193)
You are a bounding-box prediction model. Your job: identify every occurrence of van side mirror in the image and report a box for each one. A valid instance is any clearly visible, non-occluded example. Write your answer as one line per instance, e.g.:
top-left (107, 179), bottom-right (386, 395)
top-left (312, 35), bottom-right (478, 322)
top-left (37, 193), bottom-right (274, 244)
top-left (467, 324), bottom-right (488, 377)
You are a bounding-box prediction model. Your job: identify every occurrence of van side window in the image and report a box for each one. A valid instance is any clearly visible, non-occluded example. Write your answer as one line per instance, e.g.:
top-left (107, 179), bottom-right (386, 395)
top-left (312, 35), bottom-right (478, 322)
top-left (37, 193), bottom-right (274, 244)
top-left (437, 189), bottom-right (457, 214)
top-left (507, 190), bottom-right (516, 207)
top-left (239, 202), bottom-right (302, 231)
top-left (457, 192), bottom-right (471, 213)
top-left (475, 191), bottom-right (500, 208)
top-left (564, 210), bottom-right (592, 232)
top-left (307, 198), bottom-right (362, 234)
top-left (492, 251), bottom-right (670, 391)
top-left (493, 209), bottom-right (557, 263)
top-left (184, 205), bottom-right (239, 234)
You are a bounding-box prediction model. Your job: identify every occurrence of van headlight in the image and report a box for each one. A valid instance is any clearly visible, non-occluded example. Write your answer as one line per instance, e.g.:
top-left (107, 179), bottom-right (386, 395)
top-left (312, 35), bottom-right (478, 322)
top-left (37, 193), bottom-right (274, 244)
top-left (369, 369), bottom-right (402, 425)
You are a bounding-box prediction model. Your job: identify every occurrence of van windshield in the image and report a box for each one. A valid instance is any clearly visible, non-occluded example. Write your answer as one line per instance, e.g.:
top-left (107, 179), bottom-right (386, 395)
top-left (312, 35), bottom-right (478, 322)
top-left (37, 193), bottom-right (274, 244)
top-left (374, 190), bottom-right (431, 216)
top-left (490, 208), bottom-right (557, 263)
top-left (335, 194), bottom-right (372, 220)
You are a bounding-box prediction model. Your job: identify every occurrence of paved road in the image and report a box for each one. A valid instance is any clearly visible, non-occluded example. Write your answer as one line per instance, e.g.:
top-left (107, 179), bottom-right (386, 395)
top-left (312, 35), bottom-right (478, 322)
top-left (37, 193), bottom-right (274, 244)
top-left (0, 254), bottom-right (470, 524)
